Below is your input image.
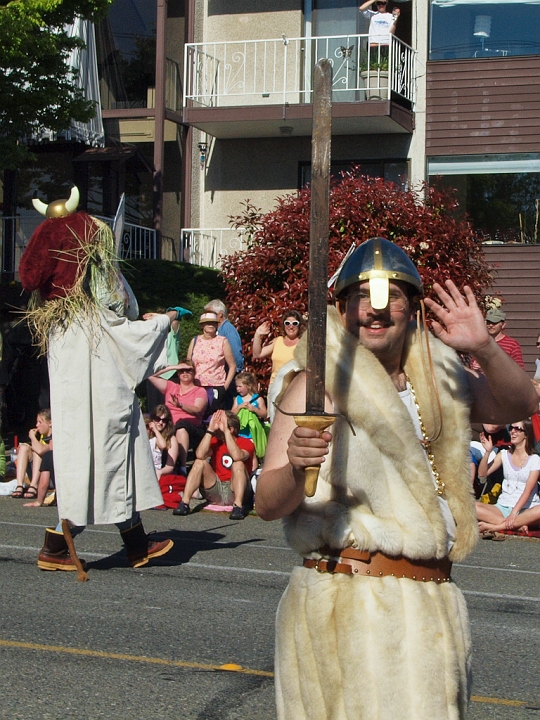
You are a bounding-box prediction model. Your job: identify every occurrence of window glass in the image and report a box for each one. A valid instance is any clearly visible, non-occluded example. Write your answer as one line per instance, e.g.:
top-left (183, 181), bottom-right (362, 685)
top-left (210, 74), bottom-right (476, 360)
top-left (299, 160), bottom-right (408, 190)
top-left (96, 0), bottom-right (157, 109)
top-left (429, 1), bottom-right (540, 60)
top-left (431, 172), bottom-right (540, 243)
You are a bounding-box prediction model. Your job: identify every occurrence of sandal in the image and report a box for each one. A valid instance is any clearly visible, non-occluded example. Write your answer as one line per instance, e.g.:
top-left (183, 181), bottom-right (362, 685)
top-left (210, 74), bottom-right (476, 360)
top-left (480, 530), bottom-right (495, 540)
top-left (23, 486), bottom-right (38, 499)
top-left (11, 485), bottom-right (26, 499)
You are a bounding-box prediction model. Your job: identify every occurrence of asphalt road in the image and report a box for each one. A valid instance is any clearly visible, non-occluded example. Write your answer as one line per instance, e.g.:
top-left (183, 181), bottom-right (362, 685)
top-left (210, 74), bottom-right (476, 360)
top-left (1, 498), bottom-right (539, 720)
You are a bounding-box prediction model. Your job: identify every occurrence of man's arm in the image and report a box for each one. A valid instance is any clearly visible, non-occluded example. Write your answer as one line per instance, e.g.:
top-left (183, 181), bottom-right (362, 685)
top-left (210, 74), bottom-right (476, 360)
top-left (223, 339), bottom-right (237, 390)
top-left (425, 281), bottom-right (538, 423)
top-left (195, 414), bottom-right (218, 460)
top-left (220, 322), bottom-right (244, 372)
top-left (256, 372), bottom-right (333, 521)
top-left (359, 0), bottom-right (377, 10)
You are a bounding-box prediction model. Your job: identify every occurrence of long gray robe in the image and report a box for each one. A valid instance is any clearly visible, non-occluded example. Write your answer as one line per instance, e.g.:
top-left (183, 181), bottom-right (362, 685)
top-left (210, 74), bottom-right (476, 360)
top-left (48, 310), bottom-right (169, 526)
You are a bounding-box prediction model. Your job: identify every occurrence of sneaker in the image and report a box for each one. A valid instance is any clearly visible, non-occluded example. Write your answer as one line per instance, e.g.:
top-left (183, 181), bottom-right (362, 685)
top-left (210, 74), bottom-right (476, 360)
top-left (173, 501), bottom-right (191, 516)
top-left (229, 505), bottom-right (244, 521)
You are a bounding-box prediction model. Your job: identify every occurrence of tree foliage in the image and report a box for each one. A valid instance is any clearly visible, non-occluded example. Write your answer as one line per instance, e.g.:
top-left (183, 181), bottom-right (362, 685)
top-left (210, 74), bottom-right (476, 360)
top-left (0, 0), bottom-right (112, 169)
top-left (220, 173), bottom-right (492, 387)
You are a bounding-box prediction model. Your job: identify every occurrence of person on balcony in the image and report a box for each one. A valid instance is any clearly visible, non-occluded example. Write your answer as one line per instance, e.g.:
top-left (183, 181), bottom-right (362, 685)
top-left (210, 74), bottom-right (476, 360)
top-left (360, 0), bottom-right (399, 47)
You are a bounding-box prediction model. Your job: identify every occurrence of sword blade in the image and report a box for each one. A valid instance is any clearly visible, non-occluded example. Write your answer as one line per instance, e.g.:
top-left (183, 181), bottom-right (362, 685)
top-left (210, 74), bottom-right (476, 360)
top-left (306, 59), bottom-right (332, 415)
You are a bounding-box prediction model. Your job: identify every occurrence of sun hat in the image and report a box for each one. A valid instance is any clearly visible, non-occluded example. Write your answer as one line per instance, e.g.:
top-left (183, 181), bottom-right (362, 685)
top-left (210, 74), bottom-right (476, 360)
top-left (199, 311), bottom-right (219, 324)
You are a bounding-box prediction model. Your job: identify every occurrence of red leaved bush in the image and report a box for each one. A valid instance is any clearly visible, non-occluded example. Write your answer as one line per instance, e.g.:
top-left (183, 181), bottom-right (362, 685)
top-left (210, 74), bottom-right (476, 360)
top-left (220, 173), bottom-right (492, 388)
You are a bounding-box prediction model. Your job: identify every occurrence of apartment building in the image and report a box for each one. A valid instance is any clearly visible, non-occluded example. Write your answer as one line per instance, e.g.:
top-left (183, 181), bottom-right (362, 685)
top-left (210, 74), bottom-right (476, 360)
top-left (181, 0), bottom-right (540, 368)
top-left (2, 1), bottom-right (540, 363)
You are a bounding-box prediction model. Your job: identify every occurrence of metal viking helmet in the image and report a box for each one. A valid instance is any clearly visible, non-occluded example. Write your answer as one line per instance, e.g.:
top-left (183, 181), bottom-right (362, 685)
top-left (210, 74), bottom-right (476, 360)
top-left (32, 186), bottom-right (80, 219)
top-left (334, 237), bottom-right (423, 309)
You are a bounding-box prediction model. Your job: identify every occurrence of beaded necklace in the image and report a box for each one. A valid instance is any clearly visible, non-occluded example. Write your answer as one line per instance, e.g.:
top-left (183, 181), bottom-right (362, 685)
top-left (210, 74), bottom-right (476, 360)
top-left (405, 374), bottom-right (446, 497)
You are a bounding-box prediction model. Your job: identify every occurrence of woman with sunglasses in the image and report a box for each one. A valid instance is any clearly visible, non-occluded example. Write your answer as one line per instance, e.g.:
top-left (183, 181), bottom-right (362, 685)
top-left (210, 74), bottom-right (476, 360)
top-left (476, 419), bottom-right (540, 536)
top-left (148, 359), bottom-right (208, 475)
top-left (147, 405), bottom-right (179, 479)
top-left (253, 310), bottom-right (305, 398)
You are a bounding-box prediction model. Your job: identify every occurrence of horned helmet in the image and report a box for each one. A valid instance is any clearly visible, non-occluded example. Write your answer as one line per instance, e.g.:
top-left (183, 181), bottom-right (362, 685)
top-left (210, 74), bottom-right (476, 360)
top-left (32, 186), bottom-right (80, 219)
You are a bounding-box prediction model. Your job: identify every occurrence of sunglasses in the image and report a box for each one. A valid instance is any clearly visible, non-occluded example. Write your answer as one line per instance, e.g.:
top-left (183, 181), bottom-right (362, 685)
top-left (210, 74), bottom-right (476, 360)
top-left (485, 320), bottom-right (502, 326)
top-left (284, 320), bottom-right (300, 326)
top-left (178, 368), bottom-right (194, 374)
top-left (536, 341), bottom-right (540, 346)
top-left (508, 425), bottom-right (525, 433)
top-left (152, 416), bottom-right (167, 423)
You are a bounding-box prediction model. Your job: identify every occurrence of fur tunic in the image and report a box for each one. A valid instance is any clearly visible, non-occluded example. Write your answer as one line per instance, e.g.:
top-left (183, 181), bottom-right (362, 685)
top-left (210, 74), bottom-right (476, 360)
top-left (275, 307), bottom-right (478, 720)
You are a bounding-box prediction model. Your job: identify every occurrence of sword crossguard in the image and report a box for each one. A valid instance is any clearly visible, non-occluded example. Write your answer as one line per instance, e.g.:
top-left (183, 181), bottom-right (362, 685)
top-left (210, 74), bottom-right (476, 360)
top-left (293, 414), bottom-right (336, 497)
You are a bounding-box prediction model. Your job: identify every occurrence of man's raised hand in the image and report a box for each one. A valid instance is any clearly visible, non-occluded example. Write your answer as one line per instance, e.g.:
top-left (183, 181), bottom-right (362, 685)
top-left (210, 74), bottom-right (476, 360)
top-left (424, 280), bottom-right (490, 355)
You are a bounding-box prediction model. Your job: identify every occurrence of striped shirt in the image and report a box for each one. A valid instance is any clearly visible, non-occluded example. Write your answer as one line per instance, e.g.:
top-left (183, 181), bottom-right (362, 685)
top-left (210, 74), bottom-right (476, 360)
top-left (470, 334), bottom-right (524, 371)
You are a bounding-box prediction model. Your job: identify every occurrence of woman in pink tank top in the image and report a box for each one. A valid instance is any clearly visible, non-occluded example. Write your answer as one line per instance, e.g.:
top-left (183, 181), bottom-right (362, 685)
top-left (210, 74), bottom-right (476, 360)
top-left (188, 312), bottom-right (236, 413)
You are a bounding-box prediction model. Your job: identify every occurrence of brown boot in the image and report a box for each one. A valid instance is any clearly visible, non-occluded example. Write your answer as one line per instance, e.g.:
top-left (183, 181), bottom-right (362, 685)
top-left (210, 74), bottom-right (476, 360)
top-left (37, 528), bottom-right (87, 572)
top-left (120, 522), bottom-right (174, 568)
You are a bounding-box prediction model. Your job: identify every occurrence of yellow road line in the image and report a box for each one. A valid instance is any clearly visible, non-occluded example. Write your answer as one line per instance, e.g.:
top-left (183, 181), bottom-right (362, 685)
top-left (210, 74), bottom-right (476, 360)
top-left (0, 639), bottom-right (531, 705)
top-left (0, 639), bottom-right (273, 677)
top-left (471, 695), bottom-right (527, 707)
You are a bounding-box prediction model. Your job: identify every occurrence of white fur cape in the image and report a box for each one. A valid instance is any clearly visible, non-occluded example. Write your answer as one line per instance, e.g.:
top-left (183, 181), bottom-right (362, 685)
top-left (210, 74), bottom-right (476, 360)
top-left (274, 307), bottom-right (477, 720)
top-left (281, 306), bottom-right (478, 563)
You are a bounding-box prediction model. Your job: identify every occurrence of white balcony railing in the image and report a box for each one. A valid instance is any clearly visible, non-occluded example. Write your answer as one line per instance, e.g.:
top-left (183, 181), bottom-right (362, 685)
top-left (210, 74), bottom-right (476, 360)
top-left (179, 228), bottom-right (247, 269)
top-left (94, 216), bottom-right (157, 260)
top-left (184, 34), bottom-right (415, 108)
top-left (1, 215), bottom-right (157, 274)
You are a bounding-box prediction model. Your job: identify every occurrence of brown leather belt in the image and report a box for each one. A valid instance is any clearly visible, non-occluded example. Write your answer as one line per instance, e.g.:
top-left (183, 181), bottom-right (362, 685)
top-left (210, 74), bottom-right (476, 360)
top-left (303, 547), bottom-right (452, 583)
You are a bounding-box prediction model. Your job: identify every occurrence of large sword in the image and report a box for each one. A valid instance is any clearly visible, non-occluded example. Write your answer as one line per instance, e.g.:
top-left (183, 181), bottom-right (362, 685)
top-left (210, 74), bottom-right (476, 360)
top-left (294, 59), bottom-right (336, 497)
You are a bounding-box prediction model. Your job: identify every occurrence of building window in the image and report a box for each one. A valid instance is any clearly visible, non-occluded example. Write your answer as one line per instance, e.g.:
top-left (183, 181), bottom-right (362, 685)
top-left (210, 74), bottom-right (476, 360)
top-left (428, 155), bottom-right (540, 243)
top-left (299, 159), bottom-right (408, 190)
top-left (429, 1), bottom-right (540, 61)
top-left (96, 0), bottom-right (157, 110)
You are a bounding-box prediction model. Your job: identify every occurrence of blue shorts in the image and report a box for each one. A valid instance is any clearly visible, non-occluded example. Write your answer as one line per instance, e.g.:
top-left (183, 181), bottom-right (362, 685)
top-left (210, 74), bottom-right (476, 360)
top-left (494, 502), bottom-right (512, 518)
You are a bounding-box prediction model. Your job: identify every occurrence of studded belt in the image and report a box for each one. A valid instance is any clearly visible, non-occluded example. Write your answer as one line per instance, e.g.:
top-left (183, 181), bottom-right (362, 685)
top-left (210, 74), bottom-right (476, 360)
top-left (303, 547), bottom-right (452, 584)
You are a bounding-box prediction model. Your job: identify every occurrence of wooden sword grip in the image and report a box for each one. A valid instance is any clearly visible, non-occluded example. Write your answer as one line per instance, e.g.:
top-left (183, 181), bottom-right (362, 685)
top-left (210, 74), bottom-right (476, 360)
top-left (293, 415), bottom-right (335, 497)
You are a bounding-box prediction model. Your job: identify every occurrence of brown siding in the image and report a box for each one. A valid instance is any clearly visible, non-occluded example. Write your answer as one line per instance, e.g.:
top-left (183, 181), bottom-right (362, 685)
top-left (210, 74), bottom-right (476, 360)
top-left (426, 57), bottom-right (540, 156)
top-left (483, 245), bottom-right (540, 375)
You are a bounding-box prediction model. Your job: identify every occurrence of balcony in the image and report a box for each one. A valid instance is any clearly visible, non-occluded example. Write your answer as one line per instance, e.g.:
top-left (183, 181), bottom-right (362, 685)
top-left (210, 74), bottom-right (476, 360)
top-left (183, 35), bottom-right (415, 138)
top-left (1, 215), bottom-right (157, 276)
top-left (176, 228), bottom-right (247, 269)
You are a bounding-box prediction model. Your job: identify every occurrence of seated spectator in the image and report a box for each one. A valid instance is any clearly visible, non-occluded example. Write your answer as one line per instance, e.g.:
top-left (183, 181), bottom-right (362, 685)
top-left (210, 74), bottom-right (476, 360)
top-left (173, 410), bottom-right (254, 520)
top-left (23, 450), bottom-right (56, 507)
top-left (145, 407), bottom-right (186, 509)
top-left (231, 371), bottom-right (268, 461)
top-left (146, 305), bottom-right (192, 409)
top-left (475, 423), bottom-right (510, 497)
top-left (11, 409), bottom-right (52, 499)
top-left (476, 419), bottom-right (540, 535)
top-left (147, 405), bottom-right (179, 478)
top-left (148, 359), bottom-right (208, 475)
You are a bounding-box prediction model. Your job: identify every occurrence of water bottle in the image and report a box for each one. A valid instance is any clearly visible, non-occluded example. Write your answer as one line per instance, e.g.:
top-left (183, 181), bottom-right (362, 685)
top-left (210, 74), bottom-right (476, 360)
top-left (10, 435), bottom-right (18, 464)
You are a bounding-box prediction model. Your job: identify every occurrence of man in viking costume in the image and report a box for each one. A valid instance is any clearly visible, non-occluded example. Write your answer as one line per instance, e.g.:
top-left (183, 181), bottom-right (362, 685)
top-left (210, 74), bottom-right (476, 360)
top-left (256, 238), bottom-right (537, 720)
top-left (19, 188), bottom-right (177, 572)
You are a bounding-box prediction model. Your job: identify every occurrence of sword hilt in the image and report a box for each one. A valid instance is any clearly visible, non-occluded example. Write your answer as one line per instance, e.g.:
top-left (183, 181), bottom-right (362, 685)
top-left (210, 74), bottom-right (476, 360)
top-left (293, 414), bottom-right (336, 497)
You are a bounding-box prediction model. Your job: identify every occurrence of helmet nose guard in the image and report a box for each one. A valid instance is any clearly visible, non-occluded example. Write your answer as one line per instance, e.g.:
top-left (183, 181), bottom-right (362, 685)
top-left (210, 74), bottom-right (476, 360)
top-left (334, 237), bottom-right (423, 309)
